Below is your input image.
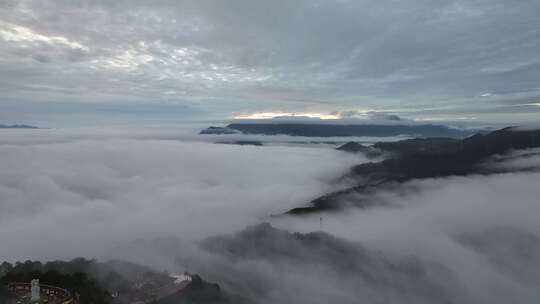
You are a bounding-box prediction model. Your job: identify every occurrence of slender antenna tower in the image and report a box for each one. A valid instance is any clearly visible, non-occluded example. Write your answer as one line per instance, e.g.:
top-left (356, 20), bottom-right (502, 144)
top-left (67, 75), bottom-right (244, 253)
top-left (320, 216), bottom-right (323, 232)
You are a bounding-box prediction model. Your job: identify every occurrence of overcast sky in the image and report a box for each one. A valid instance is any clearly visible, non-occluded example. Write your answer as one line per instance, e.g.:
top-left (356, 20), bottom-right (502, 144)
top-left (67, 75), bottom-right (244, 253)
top-left (1, 0), bottom-right (540, 126)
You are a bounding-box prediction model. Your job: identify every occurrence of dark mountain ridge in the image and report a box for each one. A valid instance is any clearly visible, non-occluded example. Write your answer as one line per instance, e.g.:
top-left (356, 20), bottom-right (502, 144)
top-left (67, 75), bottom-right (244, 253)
top-left (200, 123), bottom-right (476, 138)
top-left (201, 223), bottom-right (464, 304)
top-left (0, 124), bottom-right (38, 129)
top-left (288, 127), bottom-right (540, 214)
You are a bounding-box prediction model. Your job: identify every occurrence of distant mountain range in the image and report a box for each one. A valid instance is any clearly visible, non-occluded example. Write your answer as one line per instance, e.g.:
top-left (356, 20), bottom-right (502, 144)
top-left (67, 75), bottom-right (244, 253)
top-left (200, 126), bottom-right (240, 135)
top-left (0, 124), bottom-right (38, 129)
top-left (216, 140), bottom-right (263, 146)
top-left (287, 127), bottom-right (540, 215)
top-left (201, 123), bottom-right (475, 138)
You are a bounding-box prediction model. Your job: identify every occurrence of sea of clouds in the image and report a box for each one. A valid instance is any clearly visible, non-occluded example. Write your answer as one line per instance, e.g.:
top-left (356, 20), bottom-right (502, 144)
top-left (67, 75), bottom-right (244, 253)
top-left (109, 169), bottom-right (540, 304)
top-left (0, 127), bottom-right (363, 261)
top-left (2, 128), bottom-right (540, 303)
top-left (115, 146), bottom-right (540, 304)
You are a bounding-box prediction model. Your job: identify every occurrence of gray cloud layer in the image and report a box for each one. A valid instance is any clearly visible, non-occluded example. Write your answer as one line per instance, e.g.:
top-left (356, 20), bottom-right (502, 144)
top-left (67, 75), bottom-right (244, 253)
top-left (2, 129), bottom-right (540, 303)
top-left (115, 168), bottom-right (540, 304)
top-left (1, 0), bottom-right (540, 125)
top-left (0, 128), bottom-right (361, 261)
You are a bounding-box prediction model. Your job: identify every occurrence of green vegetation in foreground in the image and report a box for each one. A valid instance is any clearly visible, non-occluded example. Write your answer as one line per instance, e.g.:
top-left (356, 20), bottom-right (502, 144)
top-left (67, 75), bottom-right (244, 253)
top-left (0, 259), bottom-right (121, 304)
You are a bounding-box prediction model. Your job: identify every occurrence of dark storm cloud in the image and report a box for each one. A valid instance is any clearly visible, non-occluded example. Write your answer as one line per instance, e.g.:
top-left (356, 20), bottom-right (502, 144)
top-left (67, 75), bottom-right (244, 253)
top-left (1, 0), bottom-right (540, 123)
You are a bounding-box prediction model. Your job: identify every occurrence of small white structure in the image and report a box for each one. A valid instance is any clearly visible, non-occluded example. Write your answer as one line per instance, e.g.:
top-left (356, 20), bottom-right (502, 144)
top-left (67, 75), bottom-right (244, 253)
top-left (170, 273), bottom-right (192, 285)
top-left (30, 279), bottom-right (40, 302)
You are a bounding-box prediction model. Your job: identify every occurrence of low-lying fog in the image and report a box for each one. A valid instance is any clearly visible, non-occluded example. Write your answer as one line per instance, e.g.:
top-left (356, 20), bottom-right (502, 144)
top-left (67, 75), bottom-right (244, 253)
top-left (2, 128), bottom-right (540, 303)
top-left (0, 128), bottom-right (363, 261)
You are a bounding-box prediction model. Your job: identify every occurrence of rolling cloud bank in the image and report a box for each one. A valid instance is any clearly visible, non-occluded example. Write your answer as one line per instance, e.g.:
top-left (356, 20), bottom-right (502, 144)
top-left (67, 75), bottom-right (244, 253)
top-left (0, 129), bottom-right (363, 261)
top-left (1, 129), bottom-right (540, 303)
top-left (2, 1), bottom-right (540, 303)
